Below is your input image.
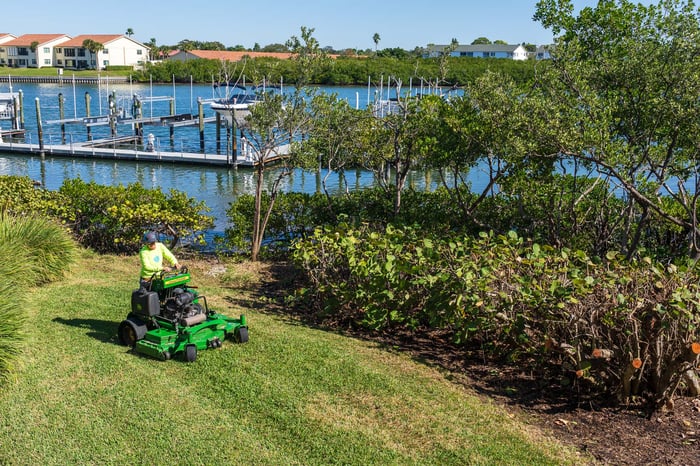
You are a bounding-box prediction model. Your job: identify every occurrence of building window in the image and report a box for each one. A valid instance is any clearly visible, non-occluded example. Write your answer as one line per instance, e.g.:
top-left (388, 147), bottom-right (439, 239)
top-left (65, 48), bottom-right (75, 57)
top-left (43, 47), bottom-right (50, 53)
top-left (0, 48), bottom-right (4, 53)
top-left (103, 60), bottom-right (109, 67)
top-left (56, 48), bottom-right (62, 53)
top-left (78, 49), bottom-right (85, 57)
top-left (103, 48), bottom-right (109, 54)
top-left (17, 47), bottom-right (28, 56)
top-left (137, 49), bottom-right (142, 55)
top-left (32, 59), bottom-right (36, 65)
top-left (44, 59), bottom-right (51, 65)
top-left (57, 59), bottom-right (63, 65)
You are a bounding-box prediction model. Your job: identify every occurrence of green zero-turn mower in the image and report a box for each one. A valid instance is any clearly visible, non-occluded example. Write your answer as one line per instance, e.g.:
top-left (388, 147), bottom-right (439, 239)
top-left (117, 267), bottom-right (248, 362)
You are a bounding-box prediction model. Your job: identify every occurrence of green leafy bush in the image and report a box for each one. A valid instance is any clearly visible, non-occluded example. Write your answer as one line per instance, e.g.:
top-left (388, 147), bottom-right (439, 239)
top-left (59, 179), bottom-right (214, 253)
top-left (0, 175), bottom-right (72, 220)
top-left (292, 225), bottom-right (700, 407)
top-left (222, 191), bottom-right (320, 257)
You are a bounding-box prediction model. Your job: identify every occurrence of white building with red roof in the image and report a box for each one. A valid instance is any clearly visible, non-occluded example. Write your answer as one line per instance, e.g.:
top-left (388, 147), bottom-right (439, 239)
top-left (1, 34), bottom-right (70, 68)
top-left (0, 33), bottom-right (148, 70)
top-left (58, 34), bottom-right (149, 70)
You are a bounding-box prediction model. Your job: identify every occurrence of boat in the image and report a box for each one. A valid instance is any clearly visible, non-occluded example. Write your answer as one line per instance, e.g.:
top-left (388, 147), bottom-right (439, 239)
top-left (208, 84), bottom-right (278, 127)
top-left (0, 92), bottom-right (23, 140)
top-left (0, 92), bottom-right (16, 121)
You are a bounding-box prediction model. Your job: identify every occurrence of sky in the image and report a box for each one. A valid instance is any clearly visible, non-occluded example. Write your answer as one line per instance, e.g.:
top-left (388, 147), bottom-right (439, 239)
top-left (8, 0), bottom-right (618, 50)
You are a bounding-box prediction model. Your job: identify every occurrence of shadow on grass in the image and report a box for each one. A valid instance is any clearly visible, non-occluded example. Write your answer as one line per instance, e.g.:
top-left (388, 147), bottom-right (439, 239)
top-left (52, 317), bottom-right (119, 345)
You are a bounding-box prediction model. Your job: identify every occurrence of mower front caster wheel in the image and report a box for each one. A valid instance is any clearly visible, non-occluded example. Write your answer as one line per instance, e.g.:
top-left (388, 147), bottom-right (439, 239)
top-left (235, 327), bottom-right (249, 343)
top-left (184, 344), bottom-right (197, 362)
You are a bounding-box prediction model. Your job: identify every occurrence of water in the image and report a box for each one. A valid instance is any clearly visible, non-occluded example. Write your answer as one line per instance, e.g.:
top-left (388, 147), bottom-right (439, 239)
top-left (0, 81), bottom-right (467, 233)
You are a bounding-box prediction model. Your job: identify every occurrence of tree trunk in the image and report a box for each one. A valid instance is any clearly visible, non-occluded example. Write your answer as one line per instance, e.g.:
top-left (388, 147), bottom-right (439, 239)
top-left (251, 166), bottom-right (264, 261)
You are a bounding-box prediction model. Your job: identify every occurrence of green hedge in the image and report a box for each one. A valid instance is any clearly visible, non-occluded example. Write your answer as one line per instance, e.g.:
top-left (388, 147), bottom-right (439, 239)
top-left (292, 225), bottom-right (700, 407)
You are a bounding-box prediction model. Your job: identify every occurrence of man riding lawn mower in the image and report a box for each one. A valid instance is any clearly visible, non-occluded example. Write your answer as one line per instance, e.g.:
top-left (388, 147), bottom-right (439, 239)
top-left (118, 232), bottom-right (248, 362)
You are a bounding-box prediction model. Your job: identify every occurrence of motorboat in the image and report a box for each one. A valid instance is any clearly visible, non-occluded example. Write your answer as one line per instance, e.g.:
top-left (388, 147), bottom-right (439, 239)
top-left (209, 84), bottom-right (277, 127)
top-left (0, 93), bottom-right (15, 120)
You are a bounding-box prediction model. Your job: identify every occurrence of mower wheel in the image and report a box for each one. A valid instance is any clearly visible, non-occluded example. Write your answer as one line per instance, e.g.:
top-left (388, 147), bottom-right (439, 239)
top-left (235, 327), bottom-right (249, 343)
top-left (118, 318), bottom-right (146, 347)
top-left (184, 344), bottom-right (197, 362)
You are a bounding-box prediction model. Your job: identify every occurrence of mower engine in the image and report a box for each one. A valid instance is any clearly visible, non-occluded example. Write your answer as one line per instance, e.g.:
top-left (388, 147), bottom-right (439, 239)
top-left (162, 287), bottom-right (205, 325)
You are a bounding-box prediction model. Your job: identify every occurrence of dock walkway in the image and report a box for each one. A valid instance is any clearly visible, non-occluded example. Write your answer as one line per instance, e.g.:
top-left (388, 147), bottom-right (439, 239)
top-left (0, 137), bottom-right (290, 167)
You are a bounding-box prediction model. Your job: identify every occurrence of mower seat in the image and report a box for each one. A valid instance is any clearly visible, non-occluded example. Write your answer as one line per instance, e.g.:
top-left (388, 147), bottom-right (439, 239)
top-left (131, 289), bottom-right (160, 317)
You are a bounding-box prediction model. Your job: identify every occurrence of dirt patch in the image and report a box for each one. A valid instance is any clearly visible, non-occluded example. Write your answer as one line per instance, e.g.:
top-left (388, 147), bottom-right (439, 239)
top-left (370, 328), bottom-right (700, 466)
top-left (249, 261), bottom-right (700, 465)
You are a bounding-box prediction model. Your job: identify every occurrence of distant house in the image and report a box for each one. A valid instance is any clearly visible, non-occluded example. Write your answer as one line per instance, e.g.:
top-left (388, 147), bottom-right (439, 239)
top-left (0, 34), bottom-right (16, 66)
top-left (58, 34), bottom-right (149, 70)
top-left (0, 34), bottom-right (70, 68)
top-left (166, 50), bottom-right (294, 62)
top-left (424, 44), bottom-right (529, 60)
top-left (535, 45), bottom-right (552, 60)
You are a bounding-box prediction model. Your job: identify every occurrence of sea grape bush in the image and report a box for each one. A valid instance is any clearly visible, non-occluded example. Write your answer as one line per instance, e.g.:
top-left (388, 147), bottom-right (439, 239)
top-left (0, 175), bottom-right (72, 221)
top-left (58, 179), bottom-right (214, 253)
top-left (0, 175), bottom-right (213, 253)
top-left (292, 225), bottom-right (700, 406)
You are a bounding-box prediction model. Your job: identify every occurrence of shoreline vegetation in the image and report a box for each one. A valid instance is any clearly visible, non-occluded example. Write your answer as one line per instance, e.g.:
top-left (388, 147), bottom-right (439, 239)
top-left (0, 54), bottom-right (540, 86)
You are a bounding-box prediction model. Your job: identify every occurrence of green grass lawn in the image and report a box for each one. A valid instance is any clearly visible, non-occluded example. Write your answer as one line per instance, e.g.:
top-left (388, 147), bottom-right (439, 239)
top-left (0, 250), bottom-right (589, 465)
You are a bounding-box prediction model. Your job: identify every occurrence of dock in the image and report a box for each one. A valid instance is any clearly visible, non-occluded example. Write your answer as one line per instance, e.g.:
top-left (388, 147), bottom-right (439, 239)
top-left (0, 84), bottom-right (291, 167)
top-left (0, 75), bottom-right (129, 85)
top-left (0, 135), bottom-right (290, 167)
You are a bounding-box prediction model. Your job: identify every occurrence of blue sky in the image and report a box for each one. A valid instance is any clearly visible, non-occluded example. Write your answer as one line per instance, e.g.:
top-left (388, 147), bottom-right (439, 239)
top-left (10, 0), bottom-right (617, 49)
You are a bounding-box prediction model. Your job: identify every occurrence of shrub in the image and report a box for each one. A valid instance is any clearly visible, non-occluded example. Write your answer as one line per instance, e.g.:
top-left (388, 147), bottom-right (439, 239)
top-left (292, 225), bottom-right (700, 407)
top-left (222, 191), bottom-right (324, 257)
top-left (59, 179), bottom-right (214, 253)
top-left (0, 175), bottom-right (72, 220)
top-left (0, 214), bottom-right (76, 285)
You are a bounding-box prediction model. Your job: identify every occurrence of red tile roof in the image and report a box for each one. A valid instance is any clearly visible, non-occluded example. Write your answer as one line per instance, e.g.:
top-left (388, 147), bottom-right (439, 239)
top-left (176, 50), bottom-right (294, 61)
top-left (4, 34), bottom-right (69, 46)
top-left (61, 34), bottom-right (126, 47)
top-left (169, 50), bottom-right (339, 61)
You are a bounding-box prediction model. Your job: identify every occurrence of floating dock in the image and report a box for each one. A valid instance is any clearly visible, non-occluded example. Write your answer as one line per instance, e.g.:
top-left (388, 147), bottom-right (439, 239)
top-left (0, 135), bottom-right (289, 167)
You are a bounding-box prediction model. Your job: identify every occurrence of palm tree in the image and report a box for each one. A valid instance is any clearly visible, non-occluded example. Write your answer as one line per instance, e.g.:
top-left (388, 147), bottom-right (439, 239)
top-left (372, 33), bottom-right (381, 54)
top-left (29, 41), bottom-right (39, 65)
top-left (125, 28), bottom-right (134, 37)
top-left (82, 39), bottom-right (104, 70)
top-left (145, 37), bottom-right (157, 61)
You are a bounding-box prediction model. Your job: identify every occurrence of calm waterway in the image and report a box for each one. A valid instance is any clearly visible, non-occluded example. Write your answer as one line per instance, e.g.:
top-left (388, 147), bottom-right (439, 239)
top-left (0, 81), bottom-right (458, 233)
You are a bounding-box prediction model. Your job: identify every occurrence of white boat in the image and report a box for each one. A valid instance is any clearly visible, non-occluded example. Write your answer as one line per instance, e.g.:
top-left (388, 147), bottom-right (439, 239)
top-left (209, 84), bottom-right (277, 127)
top-left (0, 92), bottom-right (15, 120)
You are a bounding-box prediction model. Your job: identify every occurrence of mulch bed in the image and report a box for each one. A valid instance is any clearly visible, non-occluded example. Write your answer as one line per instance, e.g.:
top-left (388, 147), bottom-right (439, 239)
top-left (372, 328), bottom-right (700, 466)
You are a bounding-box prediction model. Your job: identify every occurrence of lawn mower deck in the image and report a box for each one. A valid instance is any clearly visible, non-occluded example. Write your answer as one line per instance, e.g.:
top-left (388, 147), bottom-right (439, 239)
top-left (117, 267), bottom-right (248, 361)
